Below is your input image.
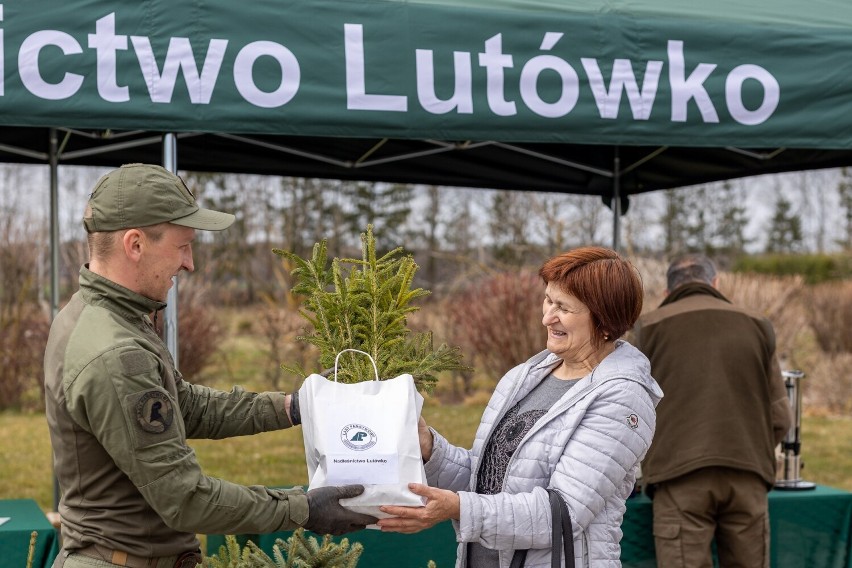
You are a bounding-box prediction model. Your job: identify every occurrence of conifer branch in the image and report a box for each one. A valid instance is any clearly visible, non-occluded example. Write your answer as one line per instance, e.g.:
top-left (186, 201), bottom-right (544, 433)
top-left (203, 531), bottom-right (365, 568)
top-left (274, 225), bottom-right (471, 391)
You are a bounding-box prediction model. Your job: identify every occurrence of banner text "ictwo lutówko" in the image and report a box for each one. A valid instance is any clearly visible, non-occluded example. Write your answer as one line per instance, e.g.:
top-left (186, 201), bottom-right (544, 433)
top-left (3, 10), bottom-right (779, 125)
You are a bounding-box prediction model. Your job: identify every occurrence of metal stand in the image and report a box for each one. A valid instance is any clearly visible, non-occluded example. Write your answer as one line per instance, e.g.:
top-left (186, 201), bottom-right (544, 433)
top-left (775, 369), bottom-right (816, 491)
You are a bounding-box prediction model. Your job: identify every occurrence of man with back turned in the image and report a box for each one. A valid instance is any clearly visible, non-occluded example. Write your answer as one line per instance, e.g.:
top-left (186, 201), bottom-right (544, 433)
top-left (632, 253), bottom-right (792, 568)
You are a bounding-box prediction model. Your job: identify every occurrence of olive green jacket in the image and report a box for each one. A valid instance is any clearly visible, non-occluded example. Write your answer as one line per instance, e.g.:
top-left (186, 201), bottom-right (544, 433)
top-left (44, 266), bottom-right (308, 558)
top-left (632, 282), bottom-right (792, 488)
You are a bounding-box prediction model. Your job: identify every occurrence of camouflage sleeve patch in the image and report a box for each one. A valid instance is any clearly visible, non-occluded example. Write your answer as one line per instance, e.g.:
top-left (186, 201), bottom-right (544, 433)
top-left (131, 389), bottom-right (175, 435)
top-left (120, 351), bottom-right (157, 375)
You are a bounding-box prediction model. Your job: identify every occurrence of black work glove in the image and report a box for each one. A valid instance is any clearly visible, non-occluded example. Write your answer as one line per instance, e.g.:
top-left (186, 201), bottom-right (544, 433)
top-left (304, 485), bottom-right (378, 536)
top-left (289, 391), bottom-right (301, 426)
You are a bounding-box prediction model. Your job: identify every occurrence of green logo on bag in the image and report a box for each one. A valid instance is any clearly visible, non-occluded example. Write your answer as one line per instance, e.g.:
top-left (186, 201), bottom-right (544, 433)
top-left (341, 423), bottom-right (377, 451)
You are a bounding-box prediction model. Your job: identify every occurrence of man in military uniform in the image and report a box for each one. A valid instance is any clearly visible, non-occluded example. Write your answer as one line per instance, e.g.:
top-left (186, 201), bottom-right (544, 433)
top-left (45, 164), bottom-right (376, 568)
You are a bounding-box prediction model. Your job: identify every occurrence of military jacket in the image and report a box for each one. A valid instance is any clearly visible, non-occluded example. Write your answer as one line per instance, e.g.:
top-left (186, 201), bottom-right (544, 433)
top-left (44, 266), bottom-right (308, 558)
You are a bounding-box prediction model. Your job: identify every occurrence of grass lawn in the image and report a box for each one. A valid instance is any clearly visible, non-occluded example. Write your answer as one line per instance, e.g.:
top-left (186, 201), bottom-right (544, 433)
top-left (2, 406), bottom-right (852, 514)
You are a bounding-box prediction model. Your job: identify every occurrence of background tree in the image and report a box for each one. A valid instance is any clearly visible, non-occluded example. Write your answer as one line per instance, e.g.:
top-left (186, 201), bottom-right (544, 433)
top-left (765, 196), bottom-right (804, 253)
top-left (415, 185), bottom-right (443, 289)
top-left (526, 193), bottom-right (608, 253)
top-left (837, 168), bottom-right (852, 251)
top-left (683, 186), bottom-right (712, 253)
top-left (342, 181), bottom-right (413, 253)
top-left (319, 179), bottom-right (356, 259)
top-left (570, 195), bottom-right (608, 247)
top-left (278, 176), bottom-right (325, 259)
top-left (660, 187), bottom-right (691, 255)
top-left (529, 193), bottom-right (572, 255)
top-left (488, 190), bottom-right (535, 266)
top-left (438, 188), bottom-right (488, 288)
top-left (443, 189), bottom-right (480, 258)
top-left (714, 181), bottom-right (751, 261)
top-left (621, 192), bottom-right (658, 255)
top-left (186, 173), bottom-right (260, 303)
top-left (0, 166), bottom-right (50, 410)
top-left (792, 170), bottom-right (832, 253)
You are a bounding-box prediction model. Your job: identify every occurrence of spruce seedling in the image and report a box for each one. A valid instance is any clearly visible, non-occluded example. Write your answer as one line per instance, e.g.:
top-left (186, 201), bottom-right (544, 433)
top-left (273, 225), bottom-right (469, 392)
top-left (202, 532), bottom-right (438, 567)
top-left (203, 530), bottom-right (363, 567)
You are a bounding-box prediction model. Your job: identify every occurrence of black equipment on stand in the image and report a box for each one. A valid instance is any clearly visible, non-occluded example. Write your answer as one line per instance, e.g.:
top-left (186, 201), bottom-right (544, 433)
top-left (775, 369), bottom-right (816, 491)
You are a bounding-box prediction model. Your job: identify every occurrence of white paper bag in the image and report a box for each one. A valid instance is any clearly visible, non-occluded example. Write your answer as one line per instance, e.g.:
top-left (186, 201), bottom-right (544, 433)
top-left (299, 349), bottom-right (427, 519)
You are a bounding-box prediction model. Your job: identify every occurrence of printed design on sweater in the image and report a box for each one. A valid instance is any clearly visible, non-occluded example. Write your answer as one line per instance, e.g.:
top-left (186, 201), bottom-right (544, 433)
top-left (476, 404), bottom-right (547, 494)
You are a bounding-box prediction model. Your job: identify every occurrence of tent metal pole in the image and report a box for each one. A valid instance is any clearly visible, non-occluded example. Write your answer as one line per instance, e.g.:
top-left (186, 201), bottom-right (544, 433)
top-left (612, 147), bottom-right (622, 252)
top-left (49, 128), bottom-right (61, 512)
top-left (48, 129), bottom-right (60, 322)
top-left (162, 134), bottom-right (179, 367)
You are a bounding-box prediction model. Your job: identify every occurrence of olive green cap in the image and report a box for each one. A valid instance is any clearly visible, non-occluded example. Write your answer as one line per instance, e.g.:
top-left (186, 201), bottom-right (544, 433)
top-left (83, 163), bottom-right (235, 233)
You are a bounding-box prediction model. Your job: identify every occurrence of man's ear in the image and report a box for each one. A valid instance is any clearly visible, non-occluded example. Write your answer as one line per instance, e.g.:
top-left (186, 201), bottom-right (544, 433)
top-left (711, 276), bottom-right (720, 289)
top-left (122, 229), bottom-right (144, 261)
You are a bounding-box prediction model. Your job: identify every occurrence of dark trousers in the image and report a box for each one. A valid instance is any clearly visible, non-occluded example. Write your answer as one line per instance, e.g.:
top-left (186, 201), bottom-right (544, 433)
top-left (651, 466), bottom-right (769, 568)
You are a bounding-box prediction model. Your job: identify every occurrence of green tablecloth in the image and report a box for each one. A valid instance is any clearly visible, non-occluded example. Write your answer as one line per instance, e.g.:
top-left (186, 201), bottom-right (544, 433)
top-left (207, 485), bottom-right (852, 567)
top-left (0, 499), bottom-right (59, 568)
top-left (622, 485), bottom-right (852, 568)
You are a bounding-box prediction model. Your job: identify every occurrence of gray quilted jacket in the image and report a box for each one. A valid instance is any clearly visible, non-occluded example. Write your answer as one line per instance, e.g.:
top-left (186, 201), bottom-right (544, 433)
top-left (424, 340), bottom-right (662, 567)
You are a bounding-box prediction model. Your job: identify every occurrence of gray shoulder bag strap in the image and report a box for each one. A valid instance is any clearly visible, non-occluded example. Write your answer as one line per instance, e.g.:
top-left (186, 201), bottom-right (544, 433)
top-left (509, 488), bottom-right (574, 568)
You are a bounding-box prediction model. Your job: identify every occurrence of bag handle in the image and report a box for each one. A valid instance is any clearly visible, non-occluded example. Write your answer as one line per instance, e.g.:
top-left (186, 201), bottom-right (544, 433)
top-left (509, 488), bottom-right (574, 568)
top-left (550, 489), bottom-right (574, 568)
top-left (333, 349), bottom-right (380, 382)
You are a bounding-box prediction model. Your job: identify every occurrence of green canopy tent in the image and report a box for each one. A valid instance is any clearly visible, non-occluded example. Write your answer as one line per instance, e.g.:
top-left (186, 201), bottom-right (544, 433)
top-left (4, 0), bottom-right (852, 201)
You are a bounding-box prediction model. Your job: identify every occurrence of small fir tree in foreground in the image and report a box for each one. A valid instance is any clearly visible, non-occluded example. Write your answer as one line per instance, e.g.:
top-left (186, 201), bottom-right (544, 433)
top-left (202, 532), bottom-right (439, 568)
top-left (203, 530), bottom-right (362, 568)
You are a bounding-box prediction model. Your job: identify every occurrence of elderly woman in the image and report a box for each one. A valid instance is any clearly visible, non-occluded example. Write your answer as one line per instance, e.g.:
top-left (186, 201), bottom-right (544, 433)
top-left (378, 246), bottom-right (663, 567)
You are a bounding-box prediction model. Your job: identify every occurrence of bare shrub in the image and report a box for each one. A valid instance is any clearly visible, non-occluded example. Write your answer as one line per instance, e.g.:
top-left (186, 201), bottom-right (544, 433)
top-left (250, 264), bottom-right (321, 391)
top-left (0, 303), bottom-right (50, 411)
top-left (439, 270), bottom-right (545, 388)
top-left (628, 260), bottom-right (845, 413)
top-left (256, 302), bottom-right (319, 392)
top-left (60, 238), bottom-right (89, 298)
top-left (628, 256), bottom-right (668, 311)
top-left (0, 215), bottom-right (50, 410)
top-left (409, 307), bottom-right (475, 404)
top-left (630, 259), bottom-right (810, 356)
top-left (806, 281), bottom-right (852, 354)
top-left (800, 353), bottom-right (852, 415)
top-left (153, 275), bottom-right (225, 381)
top-left (717, 272), bottom-right (808, 366)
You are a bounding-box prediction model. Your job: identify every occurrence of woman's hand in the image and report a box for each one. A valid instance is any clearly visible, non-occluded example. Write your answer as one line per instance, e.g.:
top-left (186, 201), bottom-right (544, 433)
top-left (377, 483), bottom-right (459, 534)
top-left (418, 416), bottom-right (434, 461)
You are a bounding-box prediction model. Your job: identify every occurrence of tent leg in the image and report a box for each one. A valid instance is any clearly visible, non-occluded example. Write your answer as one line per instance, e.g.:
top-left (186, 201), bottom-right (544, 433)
top-left (162, 134), bottom-right (180, 367)
top-left (48, 129), bottom-right (60, 322)
top-left (612, 147), bottom-right (621, 252)
top-left (49, 128), bottom-right (62, 512)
